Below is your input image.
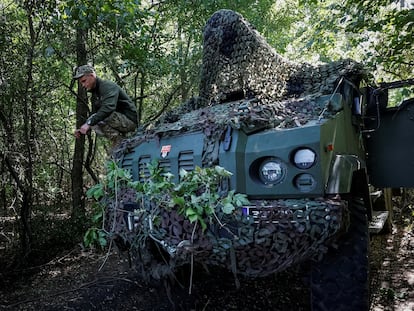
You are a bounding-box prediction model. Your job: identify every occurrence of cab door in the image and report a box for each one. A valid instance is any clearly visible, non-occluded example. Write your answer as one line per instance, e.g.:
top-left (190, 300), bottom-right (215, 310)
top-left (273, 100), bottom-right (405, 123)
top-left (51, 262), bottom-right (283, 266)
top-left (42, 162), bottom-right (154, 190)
top-left (365, 95), bottom-right (414, 188)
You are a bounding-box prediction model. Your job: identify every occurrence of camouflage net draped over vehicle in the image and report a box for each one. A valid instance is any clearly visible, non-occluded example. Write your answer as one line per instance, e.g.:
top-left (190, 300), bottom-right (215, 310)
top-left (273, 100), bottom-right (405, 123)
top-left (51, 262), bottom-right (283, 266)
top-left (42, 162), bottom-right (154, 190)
top-left (108, 188), bottom-right (347, 279)
top-left (108, 9), bottom-right (358, 279)
top-left (174, 9), bottom-right (366, 116)
top-left (201, 9), bottom-right (365, 100)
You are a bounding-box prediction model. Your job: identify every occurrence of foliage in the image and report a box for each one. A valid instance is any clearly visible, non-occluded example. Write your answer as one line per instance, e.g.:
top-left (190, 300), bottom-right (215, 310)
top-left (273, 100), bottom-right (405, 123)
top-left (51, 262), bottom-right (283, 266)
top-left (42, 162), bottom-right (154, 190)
top-left (341, 0), bottom-right (413, 80)
top-left (131, 163), bottom-right (249, 231)
top-left (85, 160), bottom-right (249, 248)
top-left (286, 0), bottom-right (413, 82)
top-left (84, 160), bottom-right (132, 248)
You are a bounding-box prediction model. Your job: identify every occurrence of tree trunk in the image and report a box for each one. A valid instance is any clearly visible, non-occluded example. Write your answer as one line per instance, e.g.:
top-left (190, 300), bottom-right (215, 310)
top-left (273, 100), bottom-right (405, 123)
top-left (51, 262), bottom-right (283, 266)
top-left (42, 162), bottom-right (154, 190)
top-left (71, 28), bottom-right (89, 221)
top-left (1, 161), bottom-right (5, 212)
top-left (17, 2), bottom-right (38, 260)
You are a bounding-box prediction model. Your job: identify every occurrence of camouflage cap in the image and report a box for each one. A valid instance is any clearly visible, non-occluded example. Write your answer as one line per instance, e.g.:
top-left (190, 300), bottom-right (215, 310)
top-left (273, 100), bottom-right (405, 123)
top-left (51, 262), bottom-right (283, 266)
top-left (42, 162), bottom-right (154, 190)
top-left (73, 65), bottom-right (95, 79)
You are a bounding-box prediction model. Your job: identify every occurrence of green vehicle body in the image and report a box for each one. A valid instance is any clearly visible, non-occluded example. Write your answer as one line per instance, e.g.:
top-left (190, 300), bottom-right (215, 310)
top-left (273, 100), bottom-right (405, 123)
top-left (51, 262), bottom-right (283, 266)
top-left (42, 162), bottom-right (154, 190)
top-left (115, 78), bottom-right (414, 311)
top-left (110, 9), bottom-right (414, 311)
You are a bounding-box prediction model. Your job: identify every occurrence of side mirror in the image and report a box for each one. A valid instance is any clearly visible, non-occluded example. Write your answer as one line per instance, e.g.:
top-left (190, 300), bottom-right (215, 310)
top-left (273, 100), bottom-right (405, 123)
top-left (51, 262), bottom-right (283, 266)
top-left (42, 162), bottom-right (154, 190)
top-left (363, 87), bottom-right (388, 117)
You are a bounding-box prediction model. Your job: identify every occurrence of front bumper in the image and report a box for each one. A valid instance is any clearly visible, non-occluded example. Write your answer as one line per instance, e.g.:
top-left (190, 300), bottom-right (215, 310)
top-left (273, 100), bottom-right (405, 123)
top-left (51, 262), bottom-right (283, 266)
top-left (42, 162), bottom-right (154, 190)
top-left (115, 195), bottom-right (347, 278)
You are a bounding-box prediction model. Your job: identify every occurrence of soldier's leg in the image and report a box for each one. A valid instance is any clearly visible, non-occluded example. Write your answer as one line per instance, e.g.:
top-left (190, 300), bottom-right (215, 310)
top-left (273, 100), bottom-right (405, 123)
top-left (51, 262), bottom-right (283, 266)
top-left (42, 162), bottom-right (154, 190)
top-left (95, 112), bottom-right (137, 146)
top-left (103, 112), bottom-right (136, 134)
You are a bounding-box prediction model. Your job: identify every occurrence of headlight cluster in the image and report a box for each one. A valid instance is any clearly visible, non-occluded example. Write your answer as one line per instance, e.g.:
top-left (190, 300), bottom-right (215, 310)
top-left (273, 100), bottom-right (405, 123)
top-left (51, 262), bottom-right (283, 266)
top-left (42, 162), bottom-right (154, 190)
top-left (292, 148), bottom-right (317, 192)
top-left (254, 148), bottom-right (317, 192)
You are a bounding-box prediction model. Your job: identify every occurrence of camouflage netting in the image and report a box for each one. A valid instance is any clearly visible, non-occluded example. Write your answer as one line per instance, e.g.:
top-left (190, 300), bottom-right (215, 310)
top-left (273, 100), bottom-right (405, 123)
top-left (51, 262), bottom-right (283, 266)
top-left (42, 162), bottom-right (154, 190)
top-left (108, 189), bottom-right (347, 279)
top-left (108, 9), bottom-right (361, 279)
top-left (163, 9), bottom-right (366, 123)
top-left (200, 10), bottom-right (363, 101)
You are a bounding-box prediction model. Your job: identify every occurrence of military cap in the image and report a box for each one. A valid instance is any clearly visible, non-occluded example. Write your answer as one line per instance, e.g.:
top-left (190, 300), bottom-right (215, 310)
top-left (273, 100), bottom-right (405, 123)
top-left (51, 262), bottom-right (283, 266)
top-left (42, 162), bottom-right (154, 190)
top-left (73, 65), bottom-right (95, 79)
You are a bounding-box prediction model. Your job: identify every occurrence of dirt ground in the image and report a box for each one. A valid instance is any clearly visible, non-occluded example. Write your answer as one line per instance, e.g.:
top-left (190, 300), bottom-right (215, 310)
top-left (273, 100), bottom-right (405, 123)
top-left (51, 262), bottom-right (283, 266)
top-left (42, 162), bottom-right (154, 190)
top-left (0, 204), bottom-right (413, 311)
top-left (369, 206), bottom-right (414, 311)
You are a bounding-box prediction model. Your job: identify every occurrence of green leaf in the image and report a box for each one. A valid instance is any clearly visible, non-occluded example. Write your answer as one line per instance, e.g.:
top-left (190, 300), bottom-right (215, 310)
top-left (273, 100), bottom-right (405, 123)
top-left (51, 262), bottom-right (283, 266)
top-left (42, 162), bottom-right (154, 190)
top-left (86, 183), bottom-right (104, 200)
top-left (191, 194), bottom-right (200, 205)
top-left (234, 193), bottom-right (250, 206)
top-left (222, 202), bottom-right (235, 214)
top-left (83, 228), bottom-right (97, 247)
top-left (199, 218), bottom-right (207, 231)
top-left (195, 203), bottom-right (204, 215)
top-left (185, 207), bottom-right (197, 216)
top-left (83, 230), bottom-right (92, 247)
top-left (214, 166), bottom-right (232, 177)
top-left (188, 214), bottom-right (198, 223)
top-left (99, 237), bottom-right (107, 247)
top-left (179, 168), bottom-right (188, 179)
top-left (98, 230), bottom-right (107, 245)
top-left (92, 210), bottom-right (103, 223)
top-left (171, 196), bottom-right (185, 208)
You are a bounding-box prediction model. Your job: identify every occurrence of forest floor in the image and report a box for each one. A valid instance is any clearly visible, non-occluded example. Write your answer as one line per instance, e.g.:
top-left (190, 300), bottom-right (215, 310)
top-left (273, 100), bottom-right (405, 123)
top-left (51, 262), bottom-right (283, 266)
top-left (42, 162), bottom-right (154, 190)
top-left (0, 200), bottom-right (413, 311)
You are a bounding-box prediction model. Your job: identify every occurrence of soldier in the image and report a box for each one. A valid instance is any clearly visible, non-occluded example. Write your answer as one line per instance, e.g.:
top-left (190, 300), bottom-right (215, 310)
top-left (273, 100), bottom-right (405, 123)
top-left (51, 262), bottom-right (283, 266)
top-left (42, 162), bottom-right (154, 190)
top-left (73, 64), bottom-right (138, 148)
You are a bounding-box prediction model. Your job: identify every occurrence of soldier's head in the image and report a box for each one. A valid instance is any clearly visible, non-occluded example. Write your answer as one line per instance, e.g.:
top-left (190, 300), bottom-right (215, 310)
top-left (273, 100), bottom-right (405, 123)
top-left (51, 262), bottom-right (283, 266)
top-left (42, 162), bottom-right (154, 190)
top-left (73, 65), bottom-right (97, 91)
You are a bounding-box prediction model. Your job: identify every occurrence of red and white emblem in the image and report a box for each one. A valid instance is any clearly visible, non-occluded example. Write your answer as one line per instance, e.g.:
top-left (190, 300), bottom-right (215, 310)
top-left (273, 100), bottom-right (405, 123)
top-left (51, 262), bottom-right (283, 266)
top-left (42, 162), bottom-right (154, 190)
top-left (161, 145), bottom-right (171, 158)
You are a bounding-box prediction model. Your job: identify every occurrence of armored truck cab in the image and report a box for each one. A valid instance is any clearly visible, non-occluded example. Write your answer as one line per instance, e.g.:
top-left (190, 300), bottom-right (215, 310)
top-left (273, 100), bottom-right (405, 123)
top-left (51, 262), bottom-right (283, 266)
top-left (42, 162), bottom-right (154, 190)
top-left (113, 82), bottom-right (374, 310)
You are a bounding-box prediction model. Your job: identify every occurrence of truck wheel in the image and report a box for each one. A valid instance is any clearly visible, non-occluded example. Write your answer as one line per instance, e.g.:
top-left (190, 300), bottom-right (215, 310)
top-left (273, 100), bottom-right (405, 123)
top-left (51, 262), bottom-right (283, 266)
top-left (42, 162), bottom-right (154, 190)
top-left (310, 197), bottom-right (369, 311)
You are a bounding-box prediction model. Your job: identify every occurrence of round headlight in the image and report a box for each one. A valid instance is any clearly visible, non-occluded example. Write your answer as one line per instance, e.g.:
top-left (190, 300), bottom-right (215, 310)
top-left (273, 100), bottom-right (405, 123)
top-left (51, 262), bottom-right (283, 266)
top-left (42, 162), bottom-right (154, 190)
top-left (293, 148), bottom-right (316, 169)
top-left (260, 159), bottom-right (286, 185)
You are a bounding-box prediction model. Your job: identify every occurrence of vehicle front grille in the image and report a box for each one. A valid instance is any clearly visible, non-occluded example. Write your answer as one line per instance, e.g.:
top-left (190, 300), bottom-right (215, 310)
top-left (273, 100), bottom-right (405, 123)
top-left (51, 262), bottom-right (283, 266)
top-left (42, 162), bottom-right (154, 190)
top-left (159, 159), bottom-right (172, 174)
top-left (179, 151), bottom-right (194, 172)
top-left (138, 155), bottom-right (151, 182)
top-left (122, 156), bottom-right (133, 172)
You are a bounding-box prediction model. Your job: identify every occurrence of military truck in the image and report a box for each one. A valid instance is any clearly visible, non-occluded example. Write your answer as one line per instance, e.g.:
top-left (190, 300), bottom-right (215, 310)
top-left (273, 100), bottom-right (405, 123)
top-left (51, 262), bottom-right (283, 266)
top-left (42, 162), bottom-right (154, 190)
top-left (106, 10), bottom-right (414, 311)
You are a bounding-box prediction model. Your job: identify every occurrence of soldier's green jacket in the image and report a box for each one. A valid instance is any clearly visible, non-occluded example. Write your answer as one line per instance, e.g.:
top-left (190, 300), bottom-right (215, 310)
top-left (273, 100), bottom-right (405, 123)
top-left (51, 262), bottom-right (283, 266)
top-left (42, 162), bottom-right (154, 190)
top-left (88, 78), bottom-right (138, 126)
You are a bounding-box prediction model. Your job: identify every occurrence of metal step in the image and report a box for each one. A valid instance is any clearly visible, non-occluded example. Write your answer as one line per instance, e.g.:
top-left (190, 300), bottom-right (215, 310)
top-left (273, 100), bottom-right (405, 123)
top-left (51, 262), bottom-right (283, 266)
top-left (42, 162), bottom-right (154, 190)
top-left (369, 210), bottom-right (389, 234)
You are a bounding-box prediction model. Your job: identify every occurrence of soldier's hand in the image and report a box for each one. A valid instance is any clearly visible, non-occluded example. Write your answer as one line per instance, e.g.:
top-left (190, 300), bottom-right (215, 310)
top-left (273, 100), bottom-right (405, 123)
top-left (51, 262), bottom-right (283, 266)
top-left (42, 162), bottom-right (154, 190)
top-left (74, 129), bottom-right (81, 138)
top-left (79, 123), bottom-right (91, 135)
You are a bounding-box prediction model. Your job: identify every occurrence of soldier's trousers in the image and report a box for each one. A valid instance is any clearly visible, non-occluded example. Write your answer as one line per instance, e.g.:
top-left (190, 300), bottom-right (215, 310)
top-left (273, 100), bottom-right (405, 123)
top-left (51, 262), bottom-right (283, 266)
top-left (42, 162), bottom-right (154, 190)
top-left (92, 112), bottom-right (136, 143)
